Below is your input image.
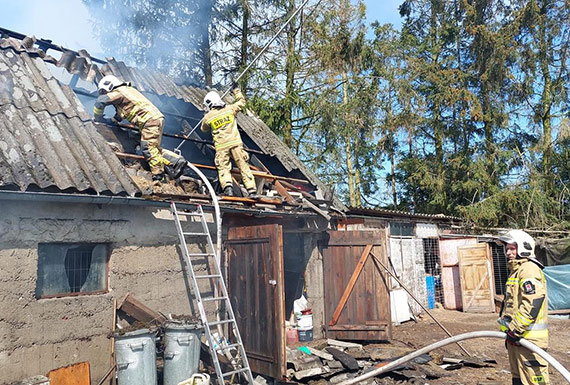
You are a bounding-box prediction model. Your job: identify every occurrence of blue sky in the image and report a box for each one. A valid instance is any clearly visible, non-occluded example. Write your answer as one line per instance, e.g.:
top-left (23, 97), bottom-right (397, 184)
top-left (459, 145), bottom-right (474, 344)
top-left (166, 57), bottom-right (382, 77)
top-left (0, 0), bottom-right (403, 59)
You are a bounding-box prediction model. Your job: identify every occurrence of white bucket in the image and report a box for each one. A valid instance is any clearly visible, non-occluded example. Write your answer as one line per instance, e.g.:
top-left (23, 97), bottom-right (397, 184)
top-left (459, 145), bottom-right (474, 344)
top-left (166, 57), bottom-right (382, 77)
top-left (297, 313), bottom-right (313, 329)
top-left (177, 373), bottom-right (210, 385)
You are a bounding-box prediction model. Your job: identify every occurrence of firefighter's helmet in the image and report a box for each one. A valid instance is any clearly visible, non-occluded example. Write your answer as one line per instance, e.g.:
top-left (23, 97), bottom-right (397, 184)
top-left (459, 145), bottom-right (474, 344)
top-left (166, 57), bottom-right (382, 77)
top-left (98, 75), bottom-right (124, 94)
top-left (497, 229), bottom-right (536, 259)
top-left (203, 91), bottom-right (226, 111)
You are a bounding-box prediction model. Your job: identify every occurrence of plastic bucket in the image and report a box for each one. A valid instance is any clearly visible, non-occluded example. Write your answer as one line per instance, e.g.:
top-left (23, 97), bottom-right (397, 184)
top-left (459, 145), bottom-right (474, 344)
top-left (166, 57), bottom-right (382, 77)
top-left (298, 328), bottom-right (313, 342)
top-left (296, 310), bottom-right (313, 329)
top-left (114, 328), bottom-right (157, 385)
top-left (163, 321), bottom-right (203, 385)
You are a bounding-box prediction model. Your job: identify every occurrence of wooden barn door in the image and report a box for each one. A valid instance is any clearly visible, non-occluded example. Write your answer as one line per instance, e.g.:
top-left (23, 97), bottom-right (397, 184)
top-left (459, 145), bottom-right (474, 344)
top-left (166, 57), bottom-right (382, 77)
top-left (322, 231), bottom-right (392, 340)
top-left (458, 243), bottom-right (495, 313)
top-left (227, 224), bottom-right (286, 379)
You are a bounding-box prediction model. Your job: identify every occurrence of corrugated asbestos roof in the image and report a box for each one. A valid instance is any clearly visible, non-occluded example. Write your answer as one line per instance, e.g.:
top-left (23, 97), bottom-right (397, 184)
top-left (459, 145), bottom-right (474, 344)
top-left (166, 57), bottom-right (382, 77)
top-left (98, 59), bottom-right (334, 201)
top-left (0, 37), bottom-right (139, 196)
top-left (346, 206), bottom-right (462, 221)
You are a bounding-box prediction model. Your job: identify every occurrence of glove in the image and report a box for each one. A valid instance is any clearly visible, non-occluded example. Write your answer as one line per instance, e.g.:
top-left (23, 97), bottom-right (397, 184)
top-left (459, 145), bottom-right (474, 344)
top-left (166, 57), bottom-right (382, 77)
top-left (505, 330), bottom-right (521, 347)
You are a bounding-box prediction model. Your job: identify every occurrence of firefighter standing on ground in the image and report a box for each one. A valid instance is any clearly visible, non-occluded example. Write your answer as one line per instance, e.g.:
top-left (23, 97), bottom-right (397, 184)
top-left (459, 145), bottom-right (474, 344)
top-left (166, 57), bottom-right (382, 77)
top-left (498, 230), bottom-right (549, 385)
top-left (93, 75), bottom-right (187, 183)
top-left (201, 89), bottom-right (256, 196)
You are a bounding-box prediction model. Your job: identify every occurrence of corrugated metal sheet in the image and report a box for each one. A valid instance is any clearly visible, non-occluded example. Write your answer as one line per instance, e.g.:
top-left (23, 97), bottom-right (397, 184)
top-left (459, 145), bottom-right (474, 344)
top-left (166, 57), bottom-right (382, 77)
top-left (0, 38), bottom-right (139, 196)
top-left (347, 206), bottom-right (461, 221)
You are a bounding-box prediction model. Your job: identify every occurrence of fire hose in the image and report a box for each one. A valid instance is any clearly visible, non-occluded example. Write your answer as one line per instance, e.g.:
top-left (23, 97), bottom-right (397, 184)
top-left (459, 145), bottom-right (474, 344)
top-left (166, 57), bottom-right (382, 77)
top-left (338, 331), bottom-right (570, 385)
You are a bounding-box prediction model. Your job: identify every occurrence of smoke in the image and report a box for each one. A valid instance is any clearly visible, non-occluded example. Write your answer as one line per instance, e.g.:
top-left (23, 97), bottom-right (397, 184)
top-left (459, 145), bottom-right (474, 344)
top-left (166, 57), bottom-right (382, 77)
top-left (82, 0), bottom-right (213, 85)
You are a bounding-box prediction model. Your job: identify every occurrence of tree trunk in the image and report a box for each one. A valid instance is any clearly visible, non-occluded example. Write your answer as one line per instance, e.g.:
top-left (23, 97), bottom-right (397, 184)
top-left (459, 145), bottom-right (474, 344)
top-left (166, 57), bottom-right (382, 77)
top-left (239, 0), bottom-right (250, 91)
top-left (283, 0), bottom-right (297, 148)
top-left (342, 72), bottom-right (357, 206)
top-left (538, 0), bottom-right (553, 195)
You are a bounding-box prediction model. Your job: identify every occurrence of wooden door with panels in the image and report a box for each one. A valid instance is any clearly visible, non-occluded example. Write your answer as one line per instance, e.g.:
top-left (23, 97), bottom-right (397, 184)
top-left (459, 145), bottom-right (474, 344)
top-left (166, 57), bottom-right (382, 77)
top-left (322, 230), bottom-right (392, 341)
top-left (227, 224), bottom-right (286, 379)
top-left (458, 243), bottom-right (495, 313)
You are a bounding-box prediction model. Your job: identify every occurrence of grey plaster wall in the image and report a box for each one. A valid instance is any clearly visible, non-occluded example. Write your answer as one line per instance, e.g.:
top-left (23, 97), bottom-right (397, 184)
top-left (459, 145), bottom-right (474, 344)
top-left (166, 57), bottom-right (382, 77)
top-left (0, 199), bottom-right (216, 384)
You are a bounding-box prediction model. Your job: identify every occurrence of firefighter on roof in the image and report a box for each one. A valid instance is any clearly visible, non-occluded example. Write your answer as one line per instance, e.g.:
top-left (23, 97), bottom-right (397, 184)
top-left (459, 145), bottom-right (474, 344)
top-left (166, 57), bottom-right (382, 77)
top-left (93, 75), bottom-right (187, 183)
top-left (497, 229), bottom-right (549, 385)
top-left (201, 89), bottom-right (256, 197)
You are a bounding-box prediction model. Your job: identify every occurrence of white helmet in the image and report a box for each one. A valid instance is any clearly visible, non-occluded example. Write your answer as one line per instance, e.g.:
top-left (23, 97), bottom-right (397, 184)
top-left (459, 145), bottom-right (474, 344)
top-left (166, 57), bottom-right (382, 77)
top-left (203, 90), bottom-right (226, 111)
top-left (497, 229), bottom-right (536, 259)
top-left (98, 75), bottom-right (124, 94)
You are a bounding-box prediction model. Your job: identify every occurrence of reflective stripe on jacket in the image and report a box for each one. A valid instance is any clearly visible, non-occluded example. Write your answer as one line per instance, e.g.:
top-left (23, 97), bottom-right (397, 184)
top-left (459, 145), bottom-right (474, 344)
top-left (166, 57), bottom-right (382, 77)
top-left (93, 86), bottom-right (163, 128)
top-left (201, 90), bottom-right (246, 151)
top-left (499, 258), bottom-right (548, 348)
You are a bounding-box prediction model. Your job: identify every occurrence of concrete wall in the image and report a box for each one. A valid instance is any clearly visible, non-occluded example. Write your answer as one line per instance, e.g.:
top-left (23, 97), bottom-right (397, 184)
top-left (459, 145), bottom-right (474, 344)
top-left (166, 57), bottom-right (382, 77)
top-left (303, 233), bottom-right (325, 339)
top-left (0, 198), bottom-right (216, 384)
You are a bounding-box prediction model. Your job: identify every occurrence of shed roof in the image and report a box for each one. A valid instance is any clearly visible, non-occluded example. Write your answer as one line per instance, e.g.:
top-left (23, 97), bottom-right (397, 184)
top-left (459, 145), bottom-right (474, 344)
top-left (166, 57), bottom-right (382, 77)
top-left (0, 37), bottom-right (140, 196)
top-left (345, 206), bottom-right (462, 222)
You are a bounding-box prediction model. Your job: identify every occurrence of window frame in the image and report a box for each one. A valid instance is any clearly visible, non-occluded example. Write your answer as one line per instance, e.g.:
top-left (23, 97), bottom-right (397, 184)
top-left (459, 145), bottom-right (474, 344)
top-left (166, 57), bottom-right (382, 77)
top-left (36, 242), bottom-right (111, 299)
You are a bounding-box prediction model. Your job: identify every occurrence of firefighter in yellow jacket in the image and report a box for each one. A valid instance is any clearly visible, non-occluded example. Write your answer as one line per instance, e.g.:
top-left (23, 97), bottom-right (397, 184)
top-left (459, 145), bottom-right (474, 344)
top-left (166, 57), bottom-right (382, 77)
top-left (93, 75), bottom-right (187, 183)
top-left (497, 230), bottom-right (549, 385)
top-left (201, 89), bottom-right (256, 196)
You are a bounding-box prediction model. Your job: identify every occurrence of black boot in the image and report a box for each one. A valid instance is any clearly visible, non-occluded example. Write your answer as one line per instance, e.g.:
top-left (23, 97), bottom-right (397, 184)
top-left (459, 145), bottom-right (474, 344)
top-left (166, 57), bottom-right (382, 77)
top-left (247, 188), bottom-right (258, 198)
top-left (223, 186), bottom-right (234, 196)
top-left (164, 157), bottom-right (188, 180)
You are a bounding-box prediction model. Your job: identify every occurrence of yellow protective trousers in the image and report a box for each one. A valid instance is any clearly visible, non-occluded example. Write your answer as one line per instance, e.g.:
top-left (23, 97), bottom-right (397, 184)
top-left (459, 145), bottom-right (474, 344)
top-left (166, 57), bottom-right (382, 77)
top-left (214, 145), bottom-right (256, 191)
top-left (140, 118), bottom-right (181, 175)
top-left (507, 344), bottom-right (550, 384)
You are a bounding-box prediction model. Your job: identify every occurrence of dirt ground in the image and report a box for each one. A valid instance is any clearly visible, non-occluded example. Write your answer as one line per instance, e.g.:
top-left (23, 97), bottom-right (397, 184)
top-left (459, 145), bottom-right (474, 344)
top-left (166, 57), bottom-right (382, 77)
top-left (386, 308), bottom-right (570, 384)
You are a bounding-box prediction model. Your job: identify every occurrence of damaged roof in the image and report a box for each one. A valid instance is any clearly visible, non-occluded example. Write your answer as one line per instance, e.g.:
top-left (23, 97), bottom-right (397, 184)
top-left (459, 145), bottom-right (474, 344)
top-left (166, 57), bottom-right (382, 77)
top-left (0, 36), bottom-right (139, 196)
top-left (97, 58), bottom-right (337, 203)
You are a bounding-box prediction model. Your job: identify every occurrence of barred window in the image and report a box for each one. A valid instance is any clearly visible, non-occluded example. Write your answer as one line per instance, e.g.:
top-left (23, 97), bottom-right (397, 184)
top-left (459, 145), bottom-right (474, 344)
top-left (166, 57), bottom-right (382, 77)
top-left (36, 243), bottom-right (109, 298)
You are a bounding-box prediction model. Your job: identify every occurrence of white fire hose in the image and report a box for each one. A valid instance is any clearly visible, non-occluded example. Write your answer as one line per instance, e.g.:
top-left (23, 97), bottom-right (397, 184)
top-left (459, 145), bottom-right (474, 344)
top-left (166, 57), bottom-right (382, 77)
top-left (338, 331), bottom-right (570, 385)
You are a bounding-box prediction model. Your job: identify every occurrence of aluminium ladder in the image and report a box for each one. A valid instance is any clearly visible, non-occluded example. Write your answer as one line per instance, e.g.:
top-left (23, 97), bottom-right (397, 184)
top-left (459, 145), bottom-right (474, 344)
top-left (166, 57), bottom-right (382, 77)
top-left (170, 201), bottom-right (254, 385)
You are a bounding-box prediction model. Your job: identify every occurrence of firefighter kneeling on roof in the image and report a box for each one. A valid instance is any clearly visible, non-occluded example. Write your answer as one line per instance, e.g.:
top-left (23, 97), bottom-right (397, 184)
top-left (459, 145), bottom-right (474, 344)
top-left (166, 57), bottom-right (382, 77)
top-left (497, 230), bottom-right (549, 385)
top-left (93, 75), bottom-right (188, 184)
top-left (201, 89), bottom-right (256, 197)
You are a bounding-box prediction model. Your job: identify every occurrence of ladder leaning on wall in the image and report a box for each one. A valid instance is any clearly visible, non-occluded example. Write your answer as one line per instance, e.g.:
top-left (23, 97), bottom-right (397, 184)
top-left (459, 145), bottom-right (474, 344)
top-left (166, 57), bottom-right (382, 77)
top-left (170, 161), bottom-right (254, 385)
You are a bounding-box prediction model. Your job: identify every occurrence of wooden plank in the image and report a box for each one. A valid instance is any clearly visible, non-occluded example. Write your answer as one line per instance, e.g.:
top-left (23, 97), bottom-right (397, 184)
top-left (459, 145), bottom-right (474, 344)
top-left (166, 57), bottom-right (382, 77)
top-left (328, 324), bottom-right (387, 331)
top-left (329, 244), bottom-right (373, 326)
top-left (47, 362), bottom-right (90, 385)
top-left (327, 339), bottom-right (363, 349)
top-left (118, 293), bottom-right (167, 325)
top-left (326, 231), bottom-right (384, 246)
top-left (464, 267), bottom-right (489, 312)
top-left (274, 180), bottom-right (299, 205)
top-left (112, 152), bottom-right (310, 185)
top-left (306, 347), bottom-right (334, 361)
top-left (302, 198), bottom-right (331, 221)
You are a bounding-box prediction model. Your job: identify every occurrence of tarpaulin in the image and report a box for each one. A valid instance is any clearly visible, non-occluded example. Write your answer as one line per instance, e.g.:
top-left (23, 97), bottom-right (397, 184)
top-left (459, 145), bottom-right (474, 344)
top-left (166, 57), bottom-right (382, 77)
top-left (543, 264), bottom-right (570, 311)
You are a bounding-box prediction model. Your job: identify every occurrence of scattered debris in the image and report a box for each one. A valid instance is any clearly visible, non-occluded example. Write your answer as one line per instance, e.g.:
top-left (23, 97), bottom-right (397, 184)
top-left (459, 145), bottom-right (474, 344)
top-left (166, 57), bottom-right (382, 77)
top-left (11, 376), bottom-right (50, 385)
top-left (282, 338), bottom-right (496, 384)
top-left (325, 347), bottom-right (359, 370)
top-left (327, 339), bottom-right (363, 349)
top-left (117, 292), bottom-right (167, 327)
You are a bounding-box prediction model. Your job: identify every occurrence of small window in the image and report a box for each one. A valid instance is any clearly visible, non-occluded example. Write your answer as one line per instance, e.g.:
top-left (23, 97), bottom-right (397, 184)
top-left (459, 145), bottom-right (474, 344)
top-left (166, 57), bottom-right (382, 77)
top-left (389, 222), bottom-right (415, 237)
top-left (36, 243), bottom-right (110, 298)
